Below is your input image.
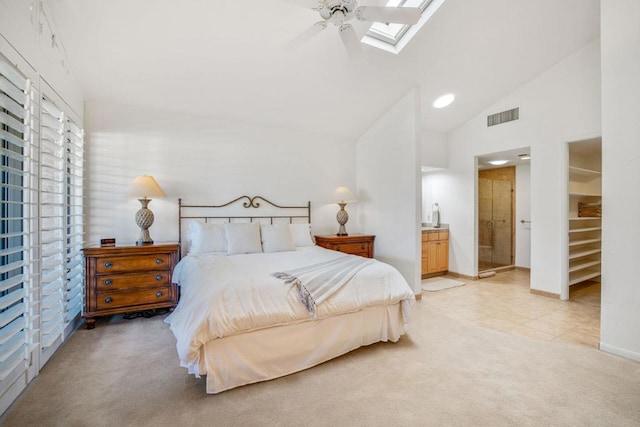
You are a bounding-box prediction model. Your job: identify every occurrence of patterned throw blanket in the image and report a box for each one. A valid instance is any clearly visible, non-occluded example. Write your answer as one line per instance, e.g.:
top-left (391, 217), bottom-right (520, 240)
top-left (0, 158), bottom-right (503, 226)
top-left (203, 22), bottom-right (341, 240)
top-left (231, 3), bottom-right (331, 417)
top-left (273, 255), bottom-right (375, 318)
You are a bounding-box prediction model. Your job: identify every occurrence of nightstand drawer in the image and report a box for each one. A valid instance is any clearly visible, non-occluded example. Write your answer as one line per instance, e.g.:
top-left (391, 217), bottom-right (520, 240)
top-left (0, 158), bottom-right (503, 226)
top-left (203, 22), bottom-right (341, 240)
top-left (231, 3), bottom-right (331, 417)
top-left (314, 235), bottom-right (375, 258)
top-left (95, 253), bottom-right (171, 274)
top-left (96, 286), bottom-right (172, 310)
top-left (331, 242), bottom-right (371, 255)
top-left (95, 271), bottom-right (170, 291)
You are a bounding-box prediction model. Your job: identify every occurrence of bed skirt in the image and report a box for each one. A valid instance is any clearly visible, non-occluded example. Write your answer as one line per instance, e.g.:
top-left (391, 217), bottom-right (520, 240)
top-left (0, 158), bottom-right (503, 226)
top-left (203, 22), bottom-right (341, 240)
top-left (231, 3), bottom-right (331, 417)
top-left (199, 302), bottom-right (407, 393)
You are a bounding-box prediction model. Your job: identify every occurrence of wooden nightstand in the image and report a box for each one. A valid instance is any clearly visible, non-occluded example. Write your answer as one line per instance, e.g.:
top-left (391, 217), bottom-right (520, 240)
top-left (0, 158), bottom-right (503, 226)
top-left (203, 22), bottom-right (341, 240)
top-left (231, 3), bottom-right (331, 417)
top-left (83, 243), bottom-right (180, 329)
top-left (314, 235), bottom-right (375, 258)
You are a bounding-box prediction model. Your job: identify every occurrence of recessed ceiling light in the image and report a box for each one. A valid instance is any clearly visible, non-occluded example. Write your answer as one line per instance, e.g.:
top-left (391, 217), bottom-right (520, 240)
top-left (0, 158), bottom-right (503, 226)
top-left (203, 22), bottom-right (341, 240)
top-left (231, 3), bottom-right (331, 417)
top-left (488, 160), bottom-right (508, 166)
top-left (433, 93), bottom-right (455, 109)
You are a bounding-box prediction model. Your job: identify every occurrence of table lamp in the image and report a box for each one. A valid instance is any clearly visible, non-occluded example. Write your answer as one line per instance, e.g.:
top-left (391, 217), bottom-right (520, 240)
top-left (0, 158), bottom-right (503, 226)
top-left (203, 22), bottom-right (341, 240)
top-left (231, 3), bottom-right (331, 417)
top-left (332, 186), bottom-right (357, 236)
top-left (127, 175), bottom-right (165, 245)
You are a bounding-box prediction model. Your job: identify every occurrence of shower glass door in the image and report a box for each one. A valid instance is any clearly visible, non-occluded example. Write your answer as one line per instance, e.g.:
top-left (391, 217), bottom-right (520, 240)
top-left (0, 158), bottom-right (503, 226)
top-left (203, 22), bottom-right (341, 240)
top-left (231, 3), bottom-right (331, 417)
top-left (478, 178), bottom-right (513, 271)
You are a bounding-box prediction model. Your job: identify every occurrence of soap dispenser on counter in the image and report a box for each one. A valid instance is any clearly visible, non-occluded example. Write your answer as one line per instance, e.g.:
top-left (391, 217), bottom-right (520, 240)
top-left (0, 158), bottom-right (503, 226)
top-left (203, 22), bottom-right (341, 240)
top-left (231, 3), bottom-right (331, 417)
top-left (432, 203), bottom-right (441, 228)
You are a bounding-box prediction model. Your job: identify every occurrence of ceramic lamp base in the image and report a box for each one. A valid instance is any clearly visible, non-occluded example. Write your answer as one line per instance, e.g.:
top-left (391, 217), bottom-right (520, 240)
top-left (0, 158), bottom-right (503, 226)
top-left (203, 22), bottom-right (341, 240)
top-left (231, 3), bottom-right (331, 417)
top-left (336, 202), bottom-right (349, 236)
top-left (135, 198), bottom-right (155, 245)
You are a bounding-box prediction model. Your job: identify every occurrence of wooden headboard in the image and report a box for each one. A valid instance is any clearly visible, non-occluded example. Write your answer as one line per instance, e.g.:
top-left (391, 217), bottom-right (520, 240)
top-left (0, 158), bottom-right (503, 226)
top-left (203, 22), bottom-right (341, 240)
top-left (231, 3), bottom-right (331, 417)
top-left (178, 195), bottom-right (311, 248)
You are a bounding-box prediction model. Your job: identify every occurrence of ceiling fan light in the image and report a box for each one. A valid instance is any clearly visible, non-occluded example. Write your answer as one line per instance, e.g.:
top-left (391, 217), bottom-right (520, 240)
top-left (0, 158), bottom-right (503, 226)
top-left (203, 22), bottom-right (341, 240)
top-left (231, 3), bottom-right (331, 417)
top-left (433, 93), bottom-right (455, 109)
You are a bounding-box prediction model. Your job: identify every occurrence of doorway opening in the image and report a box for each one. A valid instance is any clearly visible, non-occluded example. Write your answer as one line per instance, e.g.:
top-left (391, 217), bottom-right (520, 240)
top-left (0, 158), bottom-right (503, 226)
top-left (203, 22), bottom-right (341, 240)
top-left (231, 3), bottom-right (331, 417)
top-left (478, 166), bottom-right (515, 272)
top-left (566, 137), bottom-right (602, 304)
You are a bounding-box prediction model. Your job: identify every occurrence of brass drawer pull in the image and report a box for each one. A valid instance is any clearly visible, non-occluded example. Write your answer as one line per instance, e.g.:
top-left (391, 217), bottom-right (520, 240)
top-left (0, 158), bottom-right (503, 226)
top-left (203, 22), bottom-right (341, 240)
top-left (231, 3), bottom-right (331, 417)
top-left (336, 246), bottom-right (342, 251)
top-left (155, 274), bottom-right (163, 281)
top-left (104, 297), bottom-right (113, 304)
top-left (156, 291), bottom-right (164, 298)
top-left (104, 261), bottom-right (113, 268)
top-left (155, 258), bottom-right (163, 265)
top-left (104, 279), bottom-right (112, 286)
top-left (361, 245), bottom-right (365, 250)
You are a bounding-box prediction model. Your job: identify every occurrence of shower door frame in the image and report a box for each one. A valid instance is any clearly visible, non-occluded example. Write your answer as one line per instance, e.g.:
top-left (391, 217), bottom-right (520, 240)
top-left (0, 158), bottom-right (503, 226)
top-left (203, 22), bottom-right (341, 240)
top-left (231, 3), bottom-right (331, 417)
top-left (477, 166), bottom-right (516, 273)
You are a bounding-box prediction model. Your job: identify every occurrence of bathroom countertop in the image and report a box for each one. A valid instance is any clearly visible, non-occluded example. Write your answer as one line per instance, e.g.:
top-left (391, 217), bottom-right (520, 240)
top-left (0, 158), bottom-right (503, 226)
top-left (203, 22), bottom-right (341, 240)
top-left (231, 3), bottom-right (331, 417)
top-left (422, 223), bottom-right (449, 231)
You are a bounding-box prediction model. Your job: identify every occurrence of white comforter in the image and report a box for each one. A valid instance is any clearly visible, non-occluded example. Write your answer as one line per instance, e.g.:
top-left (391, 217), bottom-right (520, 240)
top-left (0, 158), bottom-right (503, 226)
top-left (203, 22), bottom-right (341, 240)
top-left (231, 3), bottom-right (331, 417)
top-left (166, 245), bottom-right (415, 376)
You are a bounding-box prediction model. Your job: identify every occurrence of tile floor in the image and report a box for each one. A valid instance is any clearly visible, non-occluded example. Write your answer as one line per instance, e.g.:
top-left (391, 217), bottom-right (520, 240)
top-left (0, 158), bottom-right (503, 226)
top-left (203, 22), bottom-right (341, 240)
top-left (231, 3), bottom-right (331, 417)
top-left (421, 270), bottom-right (601, 348)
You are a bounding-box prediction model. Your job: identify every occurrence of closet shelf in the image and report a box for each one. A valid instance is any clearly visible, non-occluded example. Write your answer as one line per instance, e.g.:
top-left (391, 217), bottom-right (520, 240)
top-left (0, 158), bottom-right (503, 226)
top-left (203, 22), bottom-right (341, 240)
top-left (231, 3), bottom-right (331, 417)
top-left (569, 270), bottom-right (601, 286)
top-left (569, 227), bottom-right (602, 233)
top-left (569, 166), bottom-right (602, 180)
top-left (569, 166), bottom-right (601, 175)
top-left (568, 238), bottom-right (601, 247)
top-left (569, 248), bottom-right (601, 259)
top-left (569, 192), bottom-right (601, 197)
top-left (569, 217), bottom-right (601, 221)
top-left (569, 260), bottom-right (601, 273)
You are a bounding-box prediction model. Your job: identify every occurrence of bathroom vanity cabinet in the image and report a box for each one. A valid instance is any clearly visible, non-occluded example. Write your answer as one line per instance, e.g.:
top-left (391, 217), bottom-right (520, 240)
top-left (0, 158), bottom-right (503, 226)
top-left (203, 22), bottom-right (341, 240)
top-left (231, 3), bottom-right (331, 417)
top-left (421, 229), bottom-right (449, 277)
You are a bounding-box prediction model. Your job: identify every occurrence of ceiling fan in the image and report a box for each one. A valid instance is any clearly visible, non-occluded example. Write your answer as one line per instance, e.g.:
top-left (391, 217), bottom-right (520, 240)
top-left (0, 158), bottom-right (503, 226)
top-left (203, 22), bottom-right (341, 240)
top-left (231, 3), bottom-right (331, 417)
top-left (285, 0), bottom-right (421, 61)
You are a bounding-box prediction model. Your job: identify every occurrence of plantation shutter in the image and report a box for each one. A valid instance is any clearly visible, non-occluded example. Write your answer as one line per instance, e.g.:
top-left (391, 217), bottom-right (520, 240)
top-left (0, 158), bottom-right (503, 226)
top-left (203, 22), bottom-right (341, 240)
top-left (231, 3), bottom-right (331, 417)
top-left (63, 118), bottom-right (83, 334)
top-left (39, 93), bottom-right (64, 365)
top-left (0, 55), bottom-right (37, 405)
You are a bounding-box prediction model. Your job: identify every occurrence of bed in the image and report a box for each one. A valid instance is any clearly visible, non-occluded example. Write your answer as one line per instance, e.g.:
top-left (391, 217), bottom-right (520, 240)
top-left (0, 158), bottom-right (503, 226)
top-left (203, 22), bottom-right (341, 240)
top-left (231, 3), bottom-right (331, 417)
top-left (166, 196), bottom-right (415, 393)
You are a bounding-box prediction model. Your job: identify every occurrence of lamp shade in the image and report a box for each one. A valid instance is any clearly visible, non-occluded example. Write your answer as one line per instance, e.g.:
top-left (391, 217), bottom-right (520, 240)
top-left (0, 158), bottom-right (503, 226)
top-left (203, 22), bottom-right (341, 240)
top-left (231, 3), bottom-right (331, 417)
top-left (127, 175), bottom-right (166, 198)
top-left (332, 186), bottom-right (357, 204)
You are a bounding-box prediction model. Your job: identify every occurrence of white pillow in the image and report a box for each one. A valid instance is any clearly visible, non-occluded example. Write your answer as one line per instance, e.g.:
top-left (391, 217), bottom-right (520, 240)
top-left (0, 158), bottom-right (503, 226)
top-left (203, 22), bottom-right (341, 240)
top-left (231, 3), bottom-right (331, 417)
top-left (289, 223), bottom-right (314, 247)
top-left (225, 223), bottom-right (263, 255)
top-left (261, 224), bottom-right (295, 253)
top-left (187, 221), bottom-right (227, 254)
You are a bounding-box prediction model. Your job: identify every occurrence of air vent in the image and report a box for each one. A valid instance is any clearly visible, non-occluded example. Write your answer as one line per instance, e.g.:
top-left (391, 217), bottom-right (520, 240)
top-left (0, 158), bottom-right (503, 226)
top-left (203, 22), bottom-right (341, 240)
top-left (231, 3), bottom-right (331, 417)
top-left (487, 108), bottom-right (519, 127)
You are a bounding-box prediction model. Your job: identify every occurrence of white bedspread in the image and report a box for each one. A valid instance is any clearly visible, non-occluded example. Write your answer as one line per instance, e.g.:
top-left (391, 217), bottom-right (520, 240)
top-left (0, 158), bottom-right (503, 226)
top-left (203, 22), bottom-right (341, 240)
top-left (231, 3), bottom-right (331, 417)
top-left (166, 246), bottom-right (415, 377)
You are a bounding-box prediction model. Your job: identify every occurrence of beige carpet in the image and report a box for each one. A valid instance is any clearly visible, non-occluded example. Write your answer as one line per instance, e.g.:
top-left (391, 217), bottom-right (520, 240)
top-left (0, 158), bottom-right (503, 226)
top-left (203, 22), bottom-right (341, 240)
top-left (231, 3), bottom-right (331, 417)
top-left (421, 277), bottom-right (465, 291)
top-left (2, 301), bottom-right (640, 426)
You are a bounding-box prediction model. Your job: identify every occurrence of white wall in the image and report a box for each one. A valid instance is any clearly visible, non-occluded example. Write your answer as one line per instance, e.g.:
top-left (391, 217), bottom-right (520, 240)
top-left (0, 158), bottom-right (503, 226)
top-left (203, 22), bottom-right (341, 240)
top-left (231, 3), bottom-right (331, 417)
top-left (356, 89), bottom-right (422, 293)
top-left (84, 101), bottom-right (356, 245)
top-left (437, 38), bottom-right (601, 293)
top-left (421, 171), bottom-right (450, 225)
top-left (600, 0), bottom-right (640, 361)
top-left (422, 129), bottom-right (448, 169)
top-left (421, 128), bottom-right (449, 227)
top-left (515, 164), bottom-right (531, 268)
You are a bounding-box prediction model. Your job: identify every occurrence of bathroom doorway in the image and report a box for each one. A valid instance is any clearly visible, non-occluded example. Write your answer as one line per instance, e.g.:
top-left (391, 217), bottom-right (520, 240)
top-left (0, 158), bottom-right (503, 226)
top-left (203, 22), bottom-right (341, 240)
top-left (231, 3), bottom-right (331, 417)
top-left (478, 166), bottom-right (515, 272)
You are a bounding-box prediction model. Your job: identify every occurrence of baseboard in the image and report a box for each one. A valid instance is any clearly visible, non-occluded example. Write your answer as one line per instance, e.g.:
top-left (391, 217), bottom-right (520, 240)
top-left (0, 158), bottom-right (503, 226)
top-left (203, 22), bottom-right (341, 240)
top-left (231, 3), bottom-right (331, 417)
top-left (530, 289), bottom-right (560, 299)
top-left (515, 266), bottom-right (531, 272)
top-left (599, 342), bottom-right (640, 362)
top-left (447, 271), bottom-right (477, 281)
top-left (486, 265), bottom-right (516, 274)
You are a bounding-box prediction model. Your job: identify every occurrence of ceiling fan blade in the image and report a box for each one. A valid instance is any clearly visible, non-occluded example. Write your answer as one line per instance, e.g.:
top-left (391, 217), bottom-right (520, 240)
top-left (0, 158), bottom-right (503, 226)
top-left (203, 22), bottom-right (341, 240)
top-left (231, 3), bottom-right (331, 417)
top-left (284, 0), bottom-right (323, 9)
top-left (339, 24), bottom-right (364, 62)
top-left (356, 6), bottom-right (421, 25)
top-left (285, 21), bottom-right (328, 51)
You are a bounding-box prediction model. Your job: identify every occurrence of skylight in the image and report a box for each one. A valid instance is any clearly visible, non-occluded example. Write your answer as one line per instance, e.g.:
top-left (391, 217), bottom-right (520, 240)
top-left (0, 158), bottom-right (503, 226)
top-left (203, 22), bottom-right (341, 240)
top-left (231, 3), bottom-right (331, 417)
top-left (362, 0), bottom-right (445, 54)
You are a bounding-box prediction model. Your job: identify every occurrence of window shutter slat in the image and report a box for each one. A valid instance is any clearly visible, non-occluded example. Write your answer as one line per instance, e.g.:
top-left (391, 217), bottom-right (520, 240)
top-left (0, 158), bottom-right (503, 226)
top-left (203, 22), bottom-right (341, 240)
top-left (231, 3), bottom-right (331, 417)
top-left (0, 302), bottom-right (26, 329)
top-left (64, 117), bottom-right (84, 333)
top-left (0, 317), bottom-right (24, 346)
top-left (0, 92), bottom-right (25, 120)
top-left (0, 54), bottom-right (31, 403)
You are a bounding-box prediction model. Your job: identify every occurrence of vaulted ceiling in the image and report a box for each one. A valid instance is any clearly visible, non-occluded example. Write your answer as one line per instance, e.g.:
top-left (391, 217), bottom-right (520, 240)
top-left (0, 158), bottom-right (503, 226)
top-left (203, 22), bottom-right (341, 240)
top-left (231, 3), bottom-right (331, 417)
top-left (48, 0), bottom-right (600, 140)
